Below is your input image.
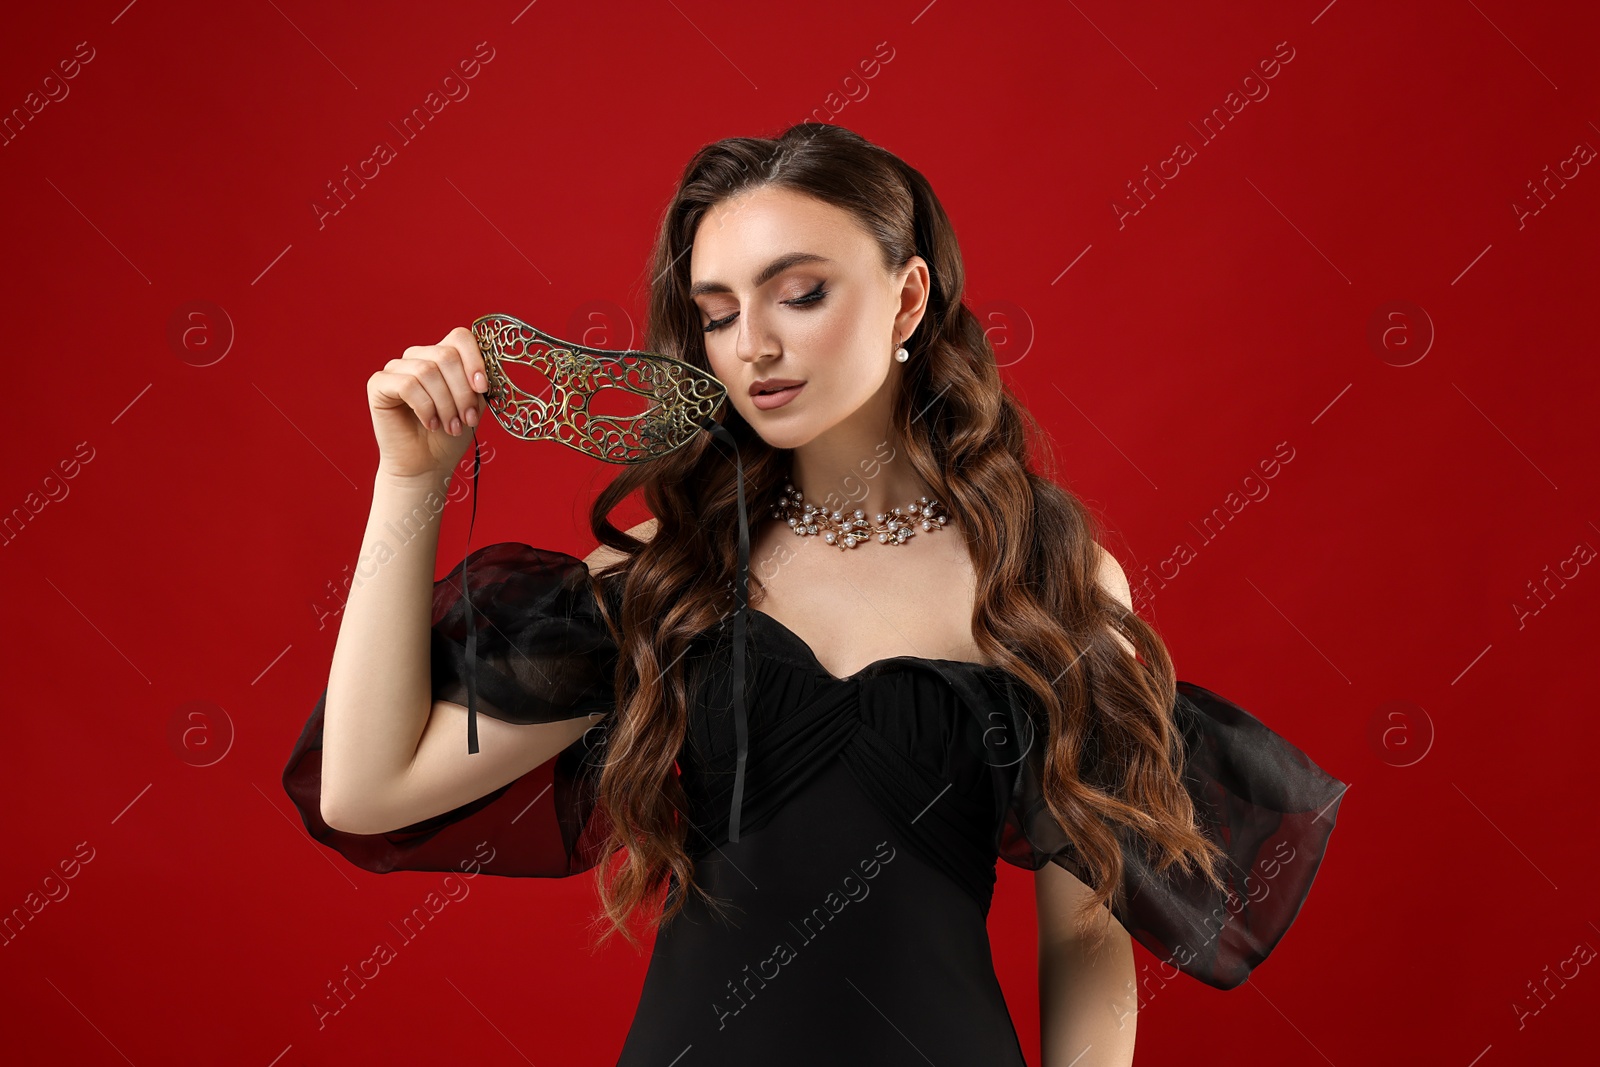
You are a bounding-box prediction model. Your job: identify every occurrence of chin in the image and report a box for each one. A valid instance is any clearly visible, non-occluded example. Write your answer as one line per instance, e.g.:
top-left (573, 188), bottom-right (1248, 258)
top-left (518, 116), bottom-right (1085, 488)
top-left (735, 408), bottom-right (814, 451)
top-left (748, 424), bottom-right (814, 451)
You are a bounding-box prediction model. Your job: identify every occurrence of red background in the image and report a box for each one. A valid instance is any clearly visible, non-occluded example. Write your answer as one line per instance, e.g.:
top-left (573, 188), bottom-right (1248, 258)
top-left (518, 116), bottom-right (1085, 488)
top-left (3, 1), bottom-right (1597, 1064)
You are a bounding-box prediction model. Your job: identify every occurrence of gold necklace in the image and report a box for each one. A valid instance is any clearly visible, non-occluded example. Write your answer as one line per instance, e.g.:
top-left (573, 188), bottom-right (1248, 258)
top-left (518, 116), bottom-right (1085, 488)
top-left (771, 478), bottom-right (950, 549)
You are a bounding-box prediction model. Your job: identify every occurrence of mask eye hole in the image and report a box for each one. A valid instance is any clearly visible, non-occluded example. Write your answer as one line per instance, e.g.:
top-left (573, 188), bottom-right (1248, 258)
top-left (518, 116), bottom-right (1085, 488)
top-left (584, 382), bottom-right (655, 421)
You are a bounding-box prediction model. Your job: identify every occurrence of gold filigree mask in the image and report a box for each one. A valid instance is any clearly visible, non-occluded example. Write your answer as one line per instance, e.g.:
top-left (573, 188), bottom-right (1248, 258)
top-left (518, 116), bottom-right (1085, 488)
top-left (470, 312), bottom-right (727, 462)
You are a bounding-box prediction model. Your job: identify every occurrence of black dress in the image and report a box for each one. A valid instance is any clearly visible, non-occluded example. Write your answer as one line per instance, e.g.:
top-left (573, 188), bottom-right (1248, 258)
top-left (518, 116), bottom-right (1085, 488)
top-left (282, 542), bottom-right (1347, 1065)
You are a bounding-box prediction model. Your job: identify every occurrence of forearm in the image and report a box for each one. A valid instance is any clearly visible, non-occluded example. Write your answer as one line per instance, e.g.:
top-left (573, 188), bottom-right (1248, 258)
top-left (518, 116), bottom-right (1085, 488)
top-left (320, 468), bottom-right (453, 817)
top-left (1039, 930), bottom-right (1138, 1067)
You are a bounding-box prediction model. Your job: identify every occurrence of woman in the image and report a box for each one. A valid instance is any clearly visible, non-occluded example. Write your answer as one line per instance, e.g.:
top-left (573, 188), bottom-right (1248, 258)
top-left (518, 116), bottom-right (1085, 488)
top-left (283, 122), bottom-right (1346, 1065)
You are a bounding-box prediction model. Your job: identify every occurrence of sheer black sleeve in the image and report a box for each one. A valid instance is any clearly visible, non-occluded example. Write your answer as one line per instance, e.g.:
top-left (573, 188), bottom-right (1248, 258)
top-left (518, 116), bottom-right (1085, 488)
top-left (281, 542), bottom-right (620, 878)
top-left (997, 680), bottom-right (1347, 990)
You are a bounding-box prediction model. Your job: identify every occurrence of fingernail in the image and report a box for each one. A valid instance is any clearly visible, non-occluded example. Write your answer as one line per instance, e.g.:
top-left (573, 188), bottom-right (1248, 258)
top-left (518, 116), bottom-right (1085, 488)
top-left (465, 407), bottom-right (478, 427)
top-left (430, 416), bottom-right (441, 431)
top-left (450, 417), bottom-right (462, 435)
top-left (474, 372), bottom-right (487, 390)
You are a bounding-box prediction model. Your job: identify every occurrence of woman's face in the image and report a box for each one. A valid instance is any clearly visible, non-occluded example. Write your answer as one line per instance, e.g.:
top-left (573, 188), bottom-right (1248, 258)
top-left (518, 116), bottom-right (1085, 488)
top-left (690, 185), bottom-right (928, 450)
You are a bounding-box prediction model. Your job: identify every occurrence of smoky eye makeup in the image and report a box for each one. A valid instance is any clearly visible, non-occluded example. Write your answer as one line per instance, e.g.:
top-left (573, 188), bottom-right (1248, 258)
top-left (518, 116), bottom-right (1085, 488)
top-left (700, 280), bottom-right (830, 333)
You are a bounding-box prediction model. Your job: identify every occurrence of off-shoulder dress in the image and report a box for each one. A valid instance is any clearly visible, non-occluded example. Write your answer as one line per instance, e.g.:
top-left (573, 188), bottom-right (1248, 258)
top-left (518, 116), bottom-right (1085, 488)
top-left (283, 542), bottom-right (1346, 1065)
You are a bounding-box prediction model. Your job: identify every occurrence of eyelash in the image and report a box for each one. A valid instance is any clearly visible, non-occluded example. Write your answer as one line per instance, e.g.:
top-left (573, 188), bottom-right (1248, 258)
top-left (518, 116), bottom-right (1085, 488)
top-left (702, 283), bottom-right (828, 333)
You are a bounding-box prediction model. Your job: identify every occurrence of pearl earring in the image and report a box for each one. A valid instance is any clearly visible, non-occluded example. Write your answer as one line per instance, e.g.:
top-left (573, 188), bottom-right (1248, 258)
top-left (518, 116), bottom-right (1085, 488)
top-left (894, 343), bottom-right (909, 363)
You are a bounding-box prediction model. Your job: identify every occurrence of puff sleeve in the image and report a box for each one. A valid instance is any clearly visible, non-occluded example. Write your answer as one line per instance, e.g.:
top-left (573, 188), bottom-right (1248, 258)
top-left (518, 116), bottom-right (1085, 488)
top-left (281, 542), bottom-right (620, 878)
top-left (997, 680), bottom-right (1347, 990)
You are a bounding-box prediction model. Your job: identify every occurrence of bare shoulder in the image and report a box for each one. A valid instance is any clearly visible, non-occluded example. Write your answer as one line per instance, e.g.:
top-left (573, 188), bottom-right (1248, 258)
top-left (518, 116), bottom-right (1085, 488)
top-left (1092, 542), bottom-right (1138, 656)
top-left (583, 517), bottom-right (660, 573)
top-left (1092, 541), bottom-right (1133, 611)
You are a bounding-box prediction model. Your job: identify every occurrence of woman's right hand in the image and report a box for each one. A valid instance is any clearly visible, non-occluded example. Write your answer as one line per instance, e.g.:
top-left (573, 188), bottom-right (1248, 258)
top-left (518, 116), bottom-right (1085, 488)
top-left (367, 326), bottom-right (493, 483)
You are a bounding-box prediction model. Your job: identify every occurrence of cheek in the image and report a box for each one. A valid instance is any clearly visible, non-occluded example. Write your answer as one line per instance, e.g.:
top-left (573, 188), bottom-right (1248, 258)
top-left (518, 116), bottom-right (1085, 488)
top-left (806, 297), bottom-right (883, 377)
top-left (703, 345), bottom-right (758, 420)
top-left (704, 343), bottom-right (729, 379)
top-left (831, 307), bottom-right (891, 382)
top-left (705, 343), bottom-right (742, 391)
top-left (805, 298), bottom-right (871, 350)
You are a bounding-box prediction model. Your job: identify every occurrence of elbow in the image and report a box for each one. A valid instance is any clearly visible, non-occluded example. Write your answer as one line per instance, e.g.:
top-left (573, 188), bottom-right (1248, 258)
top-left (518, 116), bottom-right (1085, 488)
top-left (318, 757), bottom-right (406, 835)
top-left (320, 793), bottom-right (355, 833)
top-left (320, 792), bottom-right (387, 836)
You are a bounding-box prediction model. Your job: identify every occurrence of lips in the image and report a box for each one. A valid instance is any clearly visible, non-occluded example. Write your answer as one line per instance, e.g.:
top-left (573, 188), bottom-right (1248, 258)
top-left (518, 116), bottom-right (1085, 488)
top-left (750, 378), bottom-right (806, 396)
top-left (750, 381), bottom-right (805, 410)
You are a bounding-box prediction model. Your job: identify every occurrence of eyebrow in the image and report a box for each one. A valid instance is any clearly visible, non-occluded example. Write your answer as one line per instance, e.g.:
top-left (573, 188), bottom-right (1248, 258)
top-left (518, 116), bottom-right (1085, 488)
top-left (689, 252), bottom-right (833, 298)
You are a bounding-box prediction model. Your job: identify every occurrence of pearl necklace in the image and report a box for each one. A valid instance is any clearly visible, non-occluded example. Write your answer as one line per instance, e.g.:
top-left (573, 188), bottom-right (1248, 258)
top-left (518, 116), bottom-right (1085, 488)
top-left (771, 479), bottom-right (950, 549)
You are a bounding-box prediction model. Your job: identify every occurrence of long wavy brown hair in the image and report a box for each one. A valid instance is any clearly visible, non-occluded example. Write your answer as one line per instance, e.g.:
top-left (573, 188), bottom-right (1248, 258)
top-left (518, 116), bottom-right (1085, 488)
top-left (578, 122), bottom-right (1228, 957)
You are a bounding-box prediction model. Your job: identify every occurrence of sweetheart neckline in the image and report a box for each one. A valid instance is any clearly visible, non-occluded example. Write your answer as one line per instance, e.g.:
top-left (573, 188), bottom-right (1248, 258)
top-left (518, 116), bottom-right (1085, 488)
top-left (747, 606), bottom-right (1011, 684)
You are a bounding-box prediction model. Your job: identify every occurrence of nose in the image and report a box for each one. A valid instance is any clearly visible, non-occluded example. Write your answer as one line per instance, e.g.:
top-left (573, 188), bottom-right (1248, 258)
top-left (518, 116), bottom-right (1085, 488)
top-left (733, 306), bottom-right (777, 365)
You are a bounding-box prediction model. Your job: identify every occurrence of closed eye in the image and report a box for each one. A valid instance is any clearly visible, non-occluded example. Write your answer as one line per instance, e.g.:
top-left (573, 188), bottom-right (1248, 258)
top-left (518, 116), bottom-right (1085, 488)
top-left (703, 284), bottom-right (828, 333)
